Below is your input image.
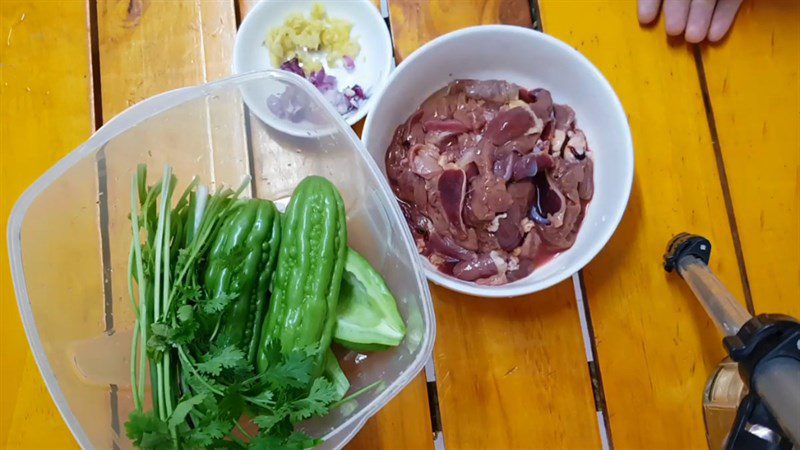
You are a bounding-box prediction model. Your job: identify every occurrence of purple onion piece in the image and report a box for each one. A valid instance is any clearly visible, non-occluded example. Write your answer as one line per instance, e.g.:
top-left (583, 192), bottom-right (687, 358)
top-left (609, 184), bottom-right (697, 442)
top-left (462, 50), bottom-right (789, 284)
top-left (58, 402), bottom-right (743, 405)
top-left (309, 68), bottom-right (338, 92)
top-left (267, 94), bottom-right (283, 116)
top-left (351, 84), bottom-right (366, 99)
top-left (342, 84), bottom-right (368, 112)
top-left (343, 55), bottom-right (355, 71)
top-left (323, 89), bottom-right (349, 115)
top-left (279, 57), bottom-right (305, 77)
top-left (267, 88), bottom-right (307, 122)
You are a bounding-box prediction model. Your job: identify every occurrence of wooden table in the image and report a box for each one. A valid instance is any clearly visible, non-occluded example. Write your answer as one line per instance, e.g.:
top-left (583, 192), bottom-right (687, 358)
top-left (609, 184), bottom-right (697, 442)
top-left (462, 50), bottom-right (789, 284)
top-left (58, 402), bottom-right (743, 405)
top-left (1, 1), bottom-right (798, 448)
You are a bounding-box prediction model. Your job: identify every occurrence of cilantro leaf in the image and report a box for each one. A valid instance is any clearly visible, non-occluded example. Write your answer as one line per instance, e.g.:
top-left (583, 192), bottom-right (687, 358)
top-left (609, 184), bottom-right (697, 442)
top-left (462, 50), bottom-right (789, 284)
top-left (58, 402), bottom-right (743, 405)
top-left (247, 432), bottom-right (320, 450)
top-left (170, 320), bottom-right (199, 345)
top-left (202, 292), bottom-right (236, 314)
top-left (147, 321), bottom-right (197, 359)
top-left (196, 345), bottom-right (246, 376)
top-left (288, 378), bottom-right (339, 422)
top-left (248, 389), bottom-right (275, 408)
top-left (177, 304), bottom-right (194, 322)
top-left (247, 434), bottom-right (283, 450)
top-left (282, 432), bottom-right (322, 450)
top-left (218, 384), bottom-right (246, 421)
top-left (168, 393), bottom-right (206, 428)
top-left (176, 283), bottom-right (202, 303)
top-left (200, 419), bottom-right (229, 440)
top-left (263, 350), bottom-right (314, 389)
top-left (184, 418), bottom-right (231, 448)
top-left (252, 410), bottom-right (286, 432)
top-left (125, 410), bottom-right (171, 449)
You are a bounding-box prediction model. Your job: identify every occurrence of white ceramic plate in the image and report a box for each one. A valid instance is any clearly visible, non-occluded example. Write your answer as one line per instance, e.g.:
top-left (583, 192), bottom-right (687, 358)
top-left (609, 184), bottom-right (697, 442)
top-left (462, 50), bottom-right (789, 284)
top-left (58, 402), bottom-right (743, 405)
top-left (233, 0), bottom-right (393, 134)
top-left (363, 25), bottom-right (634, 298)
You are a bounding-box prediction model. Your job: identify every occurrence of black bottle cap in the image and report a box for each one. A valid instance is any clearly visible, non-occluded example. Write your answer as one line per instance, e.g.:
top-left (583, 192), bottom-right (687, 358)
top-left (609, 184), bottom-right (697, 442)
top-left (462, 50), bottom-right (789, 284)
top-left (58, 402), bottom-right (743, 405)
top-left (664, 232), bottom-right (712, 273)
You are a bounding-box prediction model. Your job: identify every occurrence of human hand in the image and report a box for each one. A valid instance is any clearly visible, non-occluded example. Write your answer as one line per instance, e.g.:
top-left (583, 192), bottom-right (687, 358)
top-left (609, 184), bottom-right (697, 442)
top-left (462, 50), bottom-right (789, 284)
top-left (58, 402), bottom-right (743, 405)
top-left (638, 0), bottom-right (744, 43)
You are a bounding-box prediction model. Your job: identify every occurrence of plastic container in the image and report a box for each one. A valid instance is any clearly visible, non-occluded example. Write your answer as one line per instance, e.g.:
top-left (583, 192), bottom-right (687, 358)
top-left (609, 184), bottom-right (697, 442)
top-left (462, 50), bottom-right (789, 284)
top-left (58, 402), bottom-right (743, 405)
top-left (7, 71), bottom-right (435, 449)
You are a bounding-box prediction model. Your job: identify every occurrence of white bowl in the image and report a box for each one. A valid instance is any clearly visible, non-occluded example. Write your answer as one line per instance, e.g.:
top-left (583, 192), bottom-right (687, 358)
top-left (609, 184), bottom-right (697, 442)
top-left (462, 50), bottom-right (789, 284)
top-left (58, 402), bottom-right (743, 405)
top-left (233, 0), bottom-right (393, 130)
top-left (362, 25), bottom-right (634, 298)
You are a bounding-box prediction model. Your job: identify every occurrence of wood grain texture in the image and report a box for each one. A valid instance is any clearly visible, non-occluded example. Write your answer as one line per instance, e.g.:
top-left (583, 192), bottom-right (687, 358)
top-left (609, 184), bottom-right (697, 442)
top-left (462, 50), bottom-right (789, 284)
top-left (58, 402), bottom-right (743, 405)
top-left (539, 2), bottom-right (750, 449)
top-left (701, 1), bottom-right (800, 317)
top-left (96, 0), bottom-right (238, 118)
top-left (94, 0), bottom-right (247, 327)
top-left (430, 284), bottom-right (602, 449)
top-left (388, 0), bottom-right (532, 61)
top-left (1, 1), bottom-right (94, 448)
top-left (344, 372), bottom-right (433, 450)
top-left (387, 2), bottom-right (602, 448)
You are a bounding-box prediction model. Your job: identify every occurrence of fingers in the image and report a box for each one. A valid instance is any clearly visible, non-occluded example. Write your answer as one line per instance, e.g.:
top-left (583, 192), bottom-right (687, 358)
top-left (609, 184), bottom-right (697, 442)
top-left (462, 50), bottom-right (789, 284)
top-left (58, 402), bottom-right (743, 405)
top-left (685, 0), bottom-right (717, 43)
top-left (638, 0), bottom-right (662, 24)
top-left (708, 0), bottom-right (744, 42)
top-left (664, 0), bottom-right (692, 36)
top-left (646, 0), bottom-right (742, 43)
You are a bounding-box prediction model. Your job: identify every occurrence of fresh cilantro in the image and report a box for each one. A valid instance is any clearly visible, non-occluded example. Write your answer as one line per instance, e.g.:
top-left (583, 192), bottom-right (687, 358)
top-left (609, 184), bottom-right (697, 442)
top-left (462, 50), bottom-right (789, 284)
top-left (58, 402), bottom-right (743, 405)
top-left (217, 384), bottom-right (246, 421)
top-left (202, 292), bottom-right (236, 314)
top-left (128, 169), bottom-right (349, 450)
top-left (262, 350), bottom-right (315, 389)
top-left (183, 418), bottom-right (232, 448)
top-left (170, 320), bottom-right (199, 345)
top-left (197, 345), bottom-right (247, 376)
top-left (168, 393), bottom-right (206, 428)
top-left (177, 304), bottom-right (194, 322)
top-left (248, 389), bottom-right (275, 408)
top-left (125, 410), bottom-right (171, 449)
top-left (177, 283), bottom-right (202, 302)
top-left (146, 321), bottom-right (198, 358)
top-left (247, 432), bottom-right (320, 450)
top-left (252, 410), bottom-right (286, 432)
top-left (282, 432), bottom-right (322, 450)
top-left (288, 378), bottom-right (339, 422)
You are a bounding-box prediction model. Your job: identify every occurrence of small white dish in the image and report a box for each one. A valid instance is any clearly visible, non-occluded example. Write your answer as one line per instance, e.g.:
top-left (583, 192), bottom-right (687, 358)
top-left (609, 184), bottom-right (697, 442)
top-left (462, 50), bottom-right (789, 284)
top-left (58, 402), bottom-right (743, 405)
top-left (363, 25), bottom-right (634, 298)
top-left (233, 0), bottom-right (393, 132)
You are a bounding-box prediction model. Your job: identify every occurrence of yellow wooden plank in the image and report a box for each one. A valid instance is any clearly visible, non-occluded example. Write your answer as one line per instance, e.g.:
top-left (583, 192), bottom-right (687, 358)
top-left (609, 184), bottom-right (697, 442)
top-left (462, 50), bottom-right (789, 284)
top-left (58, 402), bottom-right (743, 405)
top-left (540, 2), bottom-right (749, 448)
top-left (701, 1), bottom-right (800, 317)
top-left (97, 0), bottom-right (238, 118)
top-left (430, 283), bottom-right (602, 448)
top-left (388, 0), bottom-right (532, 61)
top-left (345, 373), bottom-right (433, 450)
top-left (387, 1), bottom-right (602, 448)
top-left (1, 1), bottom-right (97, 448)
top-left (95, 0), bottom-right (247, 330)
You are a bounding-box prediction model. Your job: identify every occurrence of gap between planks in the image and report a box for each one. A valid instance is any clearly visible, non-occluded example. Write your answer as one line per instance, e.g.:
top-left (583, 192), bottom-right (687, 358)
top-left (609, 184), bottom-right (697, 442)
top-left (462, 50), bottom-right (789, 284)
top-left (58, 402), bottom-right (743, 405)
top-left (532, 0), bottom-right (613, 447)
top-left (87, 0), bottom-right (120, 446)
top-left (691, 45), bottom-right (755, 315)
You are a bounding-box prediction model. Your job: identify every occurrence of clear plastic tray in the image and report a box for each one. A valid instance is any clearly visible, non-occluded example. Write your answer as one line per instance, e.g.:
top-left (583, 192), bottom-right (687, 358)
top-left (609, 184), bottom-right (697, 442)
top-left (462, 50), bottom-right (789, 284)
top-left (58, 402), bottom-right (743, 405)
top-left (6, 70), bottom-right (435, 449)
